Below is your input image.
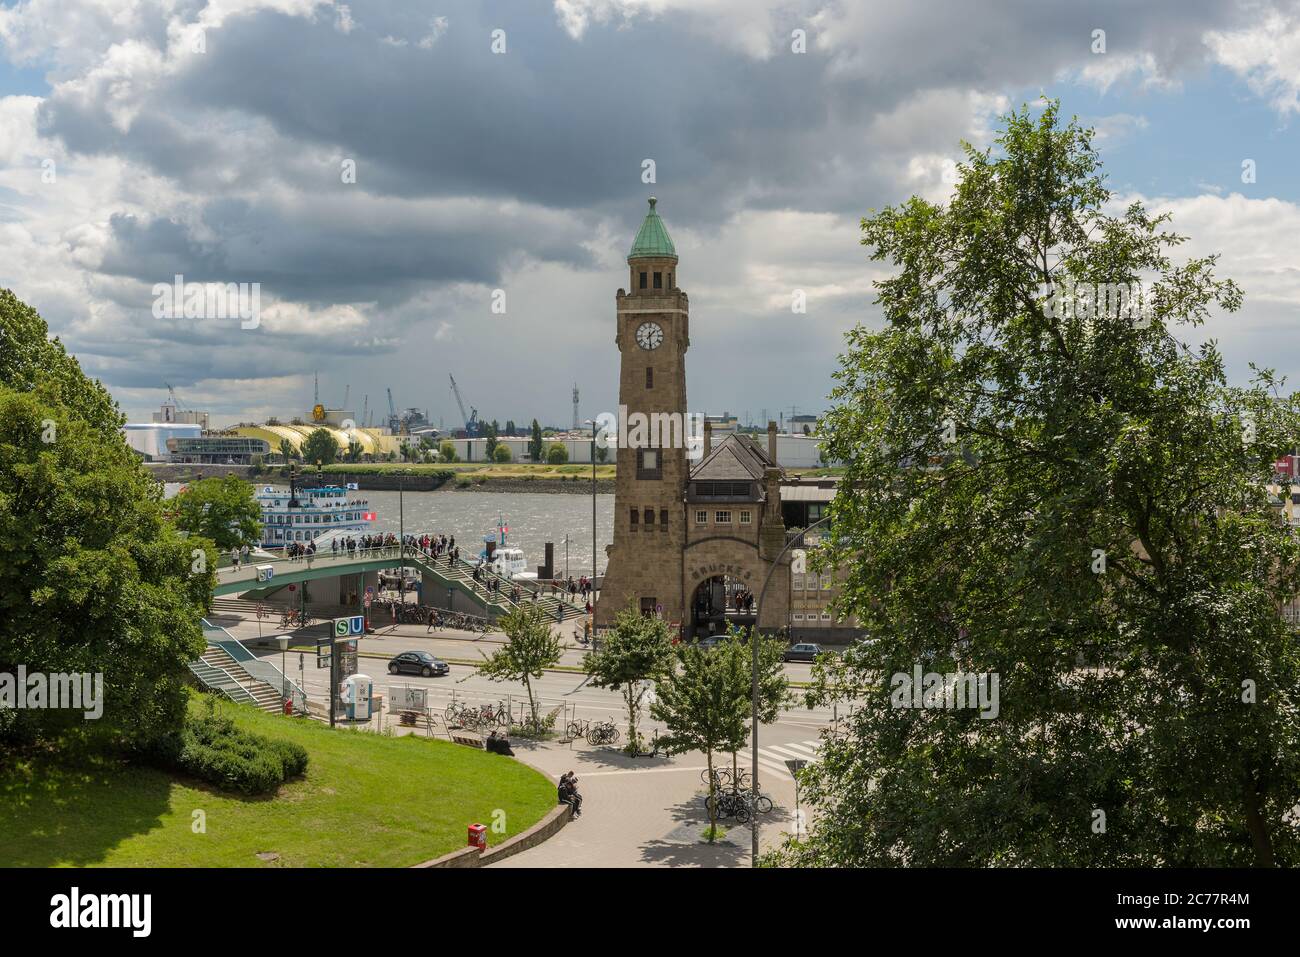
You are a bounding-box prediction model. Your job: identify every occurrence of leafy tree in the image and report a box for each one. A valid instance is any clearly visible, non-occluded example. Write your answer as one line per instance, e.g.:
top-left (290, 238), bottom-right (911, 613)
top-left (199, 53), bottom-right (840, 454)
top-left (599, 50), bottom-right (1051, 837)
top-left (505, 419), bottom-right (516, 437)
top-left (0, 290), bottom-right (212, 745)
top-left (650, 637), bottom-right (749, 840)
top-left (493, 443), bottom-right (512, 463)
top-left (777, 102), bottom-right (1300, 867)
top-left (529, 419), bottom-right (543, 462)
top-left (720, 626), bottom-right (789, 783)
top-left (546, 442), bottom-right (568, 465)
top-left (476, 604), bottom-right (561, 723)
top-left (484, 420), bottom-right (499, 460)
top-left (345, 438), bottom-right (363, 463)
top-left (438, 439), bottom-right (458, 463)
top-left (595, 444), bottom-right (609, 464)
top-left (278, 437), bottom-right (299, 463)
top-left (174, 475), bottom-right (262, 550)
top-left (585, 604), bottom-right (674, 754)
top-left (301, 428), bottom-right (338, 466)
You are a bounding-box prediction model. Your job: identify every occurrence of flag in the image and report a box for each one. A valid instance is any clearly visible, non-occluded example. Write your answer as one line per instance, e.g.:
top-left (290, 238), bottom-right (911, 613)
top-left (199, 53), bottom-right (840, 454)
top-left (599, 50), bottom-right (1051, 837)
top-left (346, 482), bottom-right (359, 490)
top-left (363, 512), bottom-right (376, 521)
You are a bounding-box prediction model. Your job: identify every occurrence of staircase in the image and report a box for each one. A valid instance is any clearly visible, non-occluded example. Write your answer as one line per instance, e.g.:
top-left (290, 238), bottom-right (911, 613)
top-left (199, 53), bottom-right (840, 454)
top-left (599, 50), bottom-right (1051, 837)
top-left (190, 645), bottom-right (284, 712)
top-left (409, 550), bottom-right (587, 622)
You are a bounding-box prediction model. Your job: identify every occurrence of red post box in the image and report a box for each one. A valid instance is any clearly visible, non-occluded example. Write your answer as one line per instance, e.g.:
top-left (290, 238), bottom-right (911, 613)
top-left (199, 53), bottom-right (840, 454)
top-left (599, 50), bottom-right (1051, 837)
top-left (468, 823), bottom-right (487, 849)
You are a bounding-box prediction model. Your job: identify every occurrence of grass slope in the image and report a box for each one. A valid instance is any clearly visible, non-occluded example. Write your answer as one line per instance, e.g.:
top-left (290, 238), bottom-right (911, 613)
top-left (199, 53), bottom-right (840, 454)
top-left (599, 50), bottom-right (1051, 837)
top-left (0, 699), bottom-right (555, 867)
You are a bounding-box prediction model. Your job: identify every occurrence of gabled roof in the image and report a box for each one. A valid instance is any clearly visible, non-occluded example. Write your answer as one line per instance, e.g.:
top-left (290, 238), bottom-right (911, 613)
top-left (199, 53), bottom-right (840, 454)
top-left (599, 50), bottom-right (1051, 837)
top-left (690, 433), bottom-right (779, 481)
top-left (628, 197), bottom-right (677, 260)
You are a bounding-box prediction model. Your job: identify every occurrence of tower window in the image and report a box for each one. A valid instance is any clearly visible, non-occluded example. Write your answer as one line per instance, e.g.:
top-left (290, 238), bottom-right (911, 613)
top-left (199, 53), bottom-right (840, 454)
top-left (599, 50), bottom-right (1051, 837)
top-left (639, 271), bottom-right (647, 289)
top-left (668, 272), bottom-right (673, 288)
top-left (644, 508), bottom-right (655, 525)
top-left (660, 508), bottom-right (668, 527)
top-left (637, 448), bottom-right (661, 479)
top-left (646, 367), bottom-right (653, 389)
top-left (654, 271), bottom-right (662, 289)
top-left (696, 509), bottom-right (707, 525)
top-left (630, 508), bottom-right (639, 526)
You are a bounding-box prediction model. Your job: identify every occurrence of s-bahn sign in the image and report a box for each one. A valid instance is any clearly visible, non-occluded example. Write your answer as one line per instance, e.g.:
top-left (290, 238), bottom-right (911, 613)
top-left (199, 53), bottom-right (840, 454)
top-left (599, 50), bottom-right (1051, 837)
top-left (333, 615), bottom-right (365, 638)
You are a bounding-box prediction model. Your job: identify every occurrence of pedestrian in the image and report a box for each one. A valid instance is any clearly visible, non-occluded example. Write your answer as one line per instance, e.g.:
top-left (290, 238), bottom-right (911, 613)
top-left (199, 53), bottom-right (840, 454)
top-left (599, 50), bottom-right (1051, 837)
top-left (231, 547), bottom-right (240, 570)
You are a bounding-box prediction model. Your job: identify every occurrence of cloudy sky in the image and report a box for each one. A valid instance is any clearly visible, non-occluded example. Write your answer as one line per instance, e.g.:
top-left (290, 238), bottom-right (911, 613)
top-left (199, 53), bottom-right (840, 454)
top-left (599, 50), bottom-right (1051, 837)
top-left (2, 0), bottom-right (1300, 429)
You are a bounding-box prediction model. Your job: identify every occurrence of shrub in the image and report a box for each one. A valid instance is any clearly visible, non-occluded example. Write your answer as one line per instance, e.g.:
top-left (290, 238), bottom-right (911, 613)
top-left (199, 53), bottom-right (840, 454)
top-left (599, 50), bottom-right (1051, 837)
top-left (143, 702), bottom-right (309, 795)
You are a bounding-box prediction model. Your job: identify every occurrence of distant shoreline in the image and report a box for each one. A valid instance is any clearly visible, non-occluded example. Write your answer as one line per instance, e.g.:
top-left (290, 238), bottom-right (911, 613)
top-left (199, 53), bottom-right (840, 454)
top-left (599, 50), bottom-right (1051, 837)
top-left (144, 463), bottom-right (614, 494)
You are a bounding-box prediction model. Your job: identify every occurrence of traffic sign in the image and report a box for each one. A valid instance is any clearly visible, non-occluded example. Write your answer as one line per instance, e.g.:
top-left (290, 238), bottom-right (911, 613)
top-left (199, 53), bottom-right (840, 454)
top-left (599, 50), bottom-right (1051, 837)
top-left (784, 758), bottom-right (808, 778)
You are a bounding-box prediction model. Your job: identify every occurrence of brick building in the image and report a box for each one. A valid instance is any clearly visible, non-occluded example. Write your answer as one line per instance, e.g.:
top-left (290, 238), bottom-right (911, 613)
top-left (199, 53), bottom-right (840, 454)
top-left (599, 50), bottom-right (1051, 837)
top-left (595, 198), bottom-right (861, 642)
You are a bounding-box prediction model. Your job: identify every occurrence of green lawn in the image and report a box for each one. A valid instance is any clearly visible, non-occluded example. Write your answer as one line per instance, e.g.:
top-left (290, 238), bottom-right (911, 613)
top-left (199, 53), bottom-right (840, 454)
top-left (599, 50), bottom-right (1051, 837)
top-left (0, 699), bottom-right (555, 867)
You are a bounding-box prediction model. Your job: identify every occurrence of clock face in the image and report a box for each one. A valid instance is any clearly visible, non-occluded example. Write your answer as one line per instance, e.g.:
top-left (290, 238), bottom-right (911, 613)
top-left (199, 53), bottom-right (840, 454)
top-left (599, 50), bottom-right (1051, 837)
top-left (635, 321), bottom-right (664, 350)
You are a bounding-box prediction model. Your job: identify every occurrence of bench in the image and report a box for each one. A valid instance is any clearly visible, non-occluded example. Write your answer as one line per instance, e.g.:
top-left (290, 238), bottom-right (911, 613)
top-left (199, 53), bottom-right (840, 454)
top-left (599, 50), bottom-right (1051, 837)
top-left (450, 731), bottom-right (484, 749)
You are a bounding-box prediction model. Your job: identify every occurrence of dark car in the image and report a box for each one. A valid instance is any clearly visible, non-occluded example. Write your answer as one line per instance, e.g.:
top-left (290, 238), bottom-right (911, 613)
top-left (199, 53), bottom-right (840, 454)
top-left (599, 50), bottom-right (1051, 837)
top-left (387, 651), bottom-right (449, 677)
top-left (783, 642), bottom-right (823, 662)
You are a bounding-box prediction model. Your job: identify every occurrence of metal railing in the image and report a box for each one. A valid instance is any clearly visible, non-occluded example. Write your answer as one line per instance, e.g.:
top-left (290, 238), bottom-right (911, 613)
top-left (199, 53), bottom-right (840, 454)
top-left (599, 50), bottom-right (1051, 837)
top-left (187, 658), bottom-right (260, 708)
top-left (201, 621), bottom-right (309, 712)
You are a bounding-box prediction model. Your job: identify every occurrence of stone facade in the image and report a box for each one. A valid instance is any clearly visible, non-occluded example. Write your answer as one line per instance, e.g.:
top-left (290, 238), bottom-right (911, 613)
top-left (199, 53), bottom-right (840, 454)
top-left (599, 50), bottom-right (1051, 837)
top-left (596, 199), bottom-right (794, 637)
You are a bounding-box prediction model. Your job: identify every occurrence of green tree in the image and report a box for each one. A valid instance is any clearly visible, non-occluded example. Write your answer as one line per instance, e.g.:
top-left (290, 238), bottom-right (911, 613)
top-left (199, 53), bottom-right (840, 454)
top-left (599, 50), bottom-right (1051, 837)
top-left (0, 290), bottom-right (212, 745)
top-left (173, 475), bottom-right (262, 550)
top-left (529, 419), bottom-right (543, 462)
top-left (720, 626), bottom-right (789, 783)
top-left (505, 419), bottom-right (516, 437)
top-left (476, 604), bottom-right (561, 723)
top-left (278, 437), bottom-right (299, 463)
top-left (301, 428), bottom-right (338, 466)
top-left (493, 443), bottom-right (512, 463)
top-left (484, 420), bottom-right (499, 460)
top-left (585, 604), bottom-right (674, 754)
top-left (650, 637), bottom-right (749, 841)
top-left (595, 444), bottom-right (609, 464)
top-left (777, 102), bottom-right (1300, 867)
top-left (438, 439), bottom-right (458, 463)
top-left (546, 442), bottom-right (568, 465)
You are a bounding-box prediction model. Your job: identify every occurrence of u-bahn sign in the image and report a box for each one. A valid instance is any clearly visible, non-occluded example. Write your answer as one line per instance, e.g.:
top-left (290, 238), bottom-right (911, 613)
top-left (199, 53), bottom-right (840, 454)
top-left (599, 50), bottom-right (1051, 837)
top-left (333, 615), bottom-right (365, 638)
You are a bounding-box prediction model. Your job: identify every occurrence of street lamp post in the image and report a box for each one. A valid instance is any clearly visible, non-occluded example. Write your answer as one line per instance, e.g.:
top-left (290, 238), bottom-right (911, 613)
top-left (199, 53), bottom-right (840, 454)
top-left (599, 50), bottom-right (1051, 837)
top-left (750, 513), bottom-right (832, 865)
top-left (585, 420), bottom-right (598, 623)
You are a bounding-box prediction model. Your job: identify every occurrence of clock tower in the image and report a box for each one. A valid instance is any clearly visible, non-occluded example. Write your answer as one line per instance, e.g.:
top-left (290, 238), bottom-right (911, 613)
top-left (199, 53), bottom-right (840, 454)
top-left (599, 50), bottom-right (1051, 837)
top-left (595, 197), bottom-right (690, 627)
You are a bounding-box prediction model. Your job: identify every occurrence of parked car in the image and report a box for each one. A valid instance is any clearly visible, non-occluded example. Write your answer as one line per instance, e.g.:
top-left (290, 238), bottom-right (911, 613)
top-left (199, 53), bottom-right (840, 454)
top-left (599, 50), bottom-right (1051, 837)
top-left (387, 651), bottom-right (449, 677)
top-left (783, 642), bottom-right (823, 662)
top-left (696, 635), bottom-right (728, 650)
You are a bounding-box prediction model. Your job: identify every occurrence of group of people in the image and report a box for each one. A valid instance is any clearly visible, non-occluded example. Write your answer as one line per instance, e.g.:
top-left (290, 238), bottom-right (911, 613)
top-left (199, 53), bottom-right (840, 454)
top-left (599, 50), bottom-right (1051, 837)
top-left (549, 576), bottom-right (595, 601)
top-left (328, 532), bottom-right (399, 557)
top-left (558, 771), bottom-right (583, 818)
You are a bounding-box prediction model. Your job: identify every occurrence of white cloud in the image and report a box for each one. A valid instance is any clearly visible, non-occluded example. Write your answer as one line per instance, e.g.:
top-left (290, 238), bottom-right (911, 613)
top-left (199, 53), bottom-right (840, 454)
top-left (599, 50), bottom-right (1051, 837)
top-left (1207, 10), bottom-right (1300, 114)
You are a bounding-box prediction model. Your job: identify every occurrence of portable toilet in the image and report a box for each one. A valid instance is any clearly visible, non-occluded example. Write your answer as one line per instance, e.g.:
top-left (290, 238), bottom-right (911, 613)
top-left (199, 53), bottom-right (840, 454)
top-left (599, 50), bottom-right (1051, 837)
top-left (341, 674), bottom-right (373, 721)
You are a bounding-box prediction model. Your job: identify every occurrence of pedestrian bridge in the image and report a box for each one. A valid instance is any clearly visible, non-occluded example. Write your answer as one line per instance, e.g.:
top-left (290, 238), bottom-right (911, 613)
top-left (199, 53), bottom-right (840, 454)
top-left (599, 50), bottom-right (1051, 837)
top-left (213, 543), bottom-right (587, 622)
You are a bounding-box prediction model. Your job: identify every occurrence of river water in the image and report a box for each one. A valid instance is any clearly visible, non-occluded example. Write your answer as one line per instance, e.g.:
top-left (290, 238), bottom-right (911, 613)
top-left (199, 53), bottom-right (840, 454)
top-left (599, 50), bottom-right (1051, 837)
top-left (361, 490), bottom-right (614, 576)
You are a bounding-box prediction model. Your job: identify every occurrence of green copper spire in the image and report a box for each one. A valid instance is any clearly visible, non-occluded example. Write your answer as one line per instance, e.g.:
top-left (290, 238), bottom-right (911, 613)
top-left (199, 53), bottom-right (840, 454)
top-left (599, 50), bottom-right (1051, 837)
top-left (628, 196), bottom-right (677, 261)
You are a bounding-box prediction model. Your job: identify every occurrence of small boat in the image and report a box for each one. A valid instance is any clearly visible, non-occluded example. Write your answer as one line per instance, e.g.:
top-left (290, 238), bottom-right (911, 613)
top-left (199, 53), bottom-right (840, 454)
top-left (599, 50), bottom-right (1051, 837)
top-left (478, 515), bottom-right (536, 580)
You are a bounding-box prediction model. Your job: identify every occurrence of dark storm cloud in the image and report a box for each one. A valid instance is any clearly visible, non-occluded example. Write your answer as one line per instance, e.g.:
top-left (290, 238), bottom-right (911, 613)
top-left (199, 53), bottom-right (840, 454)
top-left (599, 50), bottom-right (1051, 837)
top-left (7, 0), bottom-right (1277, 422)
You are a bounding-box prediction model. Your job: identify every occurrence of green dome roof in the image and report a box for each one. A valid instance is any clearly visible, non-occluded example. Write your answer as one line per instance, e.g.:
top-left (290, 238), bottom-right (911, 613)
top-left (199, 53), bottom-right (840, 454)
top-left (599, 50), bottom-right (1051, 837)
top-left (628, 197), bottom-right (677, 261)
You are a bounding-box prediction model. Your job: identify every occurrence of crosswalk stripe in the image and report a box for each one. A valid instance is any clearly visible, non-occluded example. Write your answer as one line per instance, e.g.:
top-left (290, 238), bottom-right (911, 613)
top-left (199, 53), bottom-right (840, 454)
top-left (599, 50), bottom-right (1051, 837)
top-left (768, 742), bottom-right (819, 760)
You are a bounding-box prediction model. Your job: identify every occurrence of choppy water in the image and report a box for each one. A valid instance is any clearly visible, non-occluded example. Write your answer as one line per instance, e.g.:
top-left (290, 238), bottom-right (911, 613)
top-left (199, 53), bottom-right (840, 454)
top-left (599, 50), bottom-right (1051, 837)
top-left (361, 490), bottom-right (614, 576)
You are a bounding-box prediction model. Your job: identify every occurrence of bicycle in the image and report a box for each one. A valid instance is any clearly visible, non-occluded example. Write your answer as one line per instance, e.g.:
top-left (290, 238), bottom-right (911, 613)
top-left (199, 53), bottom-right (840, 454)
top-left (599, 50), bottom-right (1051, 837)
top-left (566, 718), bottom-right (591, 740)
top-left (586, 720), bottom-right (620, 746)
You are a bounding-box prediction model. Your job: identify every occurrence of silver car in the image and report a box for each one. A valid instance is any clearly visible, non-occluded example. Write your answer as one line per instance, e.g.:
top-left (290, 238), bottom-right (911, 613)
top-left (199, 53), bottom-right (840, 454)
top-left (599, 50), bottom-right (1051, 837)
top-left (783, 642), bottom-right (823, 662)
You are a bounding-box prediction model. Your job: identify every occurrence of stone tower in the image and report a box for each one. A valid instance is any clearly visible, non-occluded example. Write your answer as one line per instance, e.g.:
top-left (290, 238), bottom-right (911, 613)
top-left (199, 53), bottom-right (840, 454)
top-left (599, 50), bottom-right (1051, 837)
top-left (595, 197), bottom-right (690, 627)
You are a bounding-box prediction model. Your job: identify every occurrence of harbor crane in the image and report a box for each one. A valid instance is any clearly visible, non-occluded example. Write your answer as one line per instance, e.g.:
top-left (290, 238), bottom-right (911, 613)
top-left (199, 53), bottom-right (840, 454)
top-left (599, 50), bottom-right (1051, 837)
top-left (449, 375), bottom-right (479, 436)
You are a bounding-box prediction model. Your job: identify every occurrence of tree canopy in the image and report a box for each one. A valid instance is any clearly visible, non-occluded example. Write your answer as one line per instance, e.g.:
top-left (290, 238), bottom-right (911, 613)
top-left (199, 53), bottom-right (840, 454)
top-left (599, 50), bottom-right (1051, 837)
top-left (173, 475), bottom-right (262, 551)
top-left (0, 289), bottom-right (212, 746)
top-left (301, 428), bottom-right (338, 467)
top-left (778, 102), bottom-right (1300, 867)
